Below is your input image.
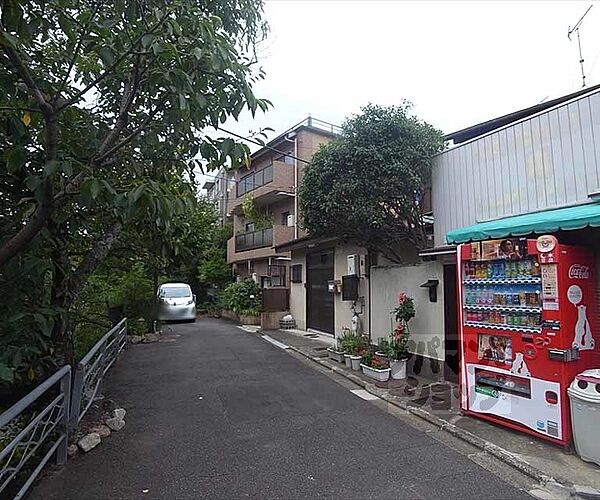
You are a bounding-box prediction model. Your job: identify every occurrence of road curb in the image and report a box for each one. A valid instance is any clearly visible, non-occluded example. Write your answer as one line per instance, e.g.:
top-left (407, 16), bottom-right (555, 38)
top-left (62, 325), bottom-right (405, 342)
top-left (285, 343), bottom-right (559, 489)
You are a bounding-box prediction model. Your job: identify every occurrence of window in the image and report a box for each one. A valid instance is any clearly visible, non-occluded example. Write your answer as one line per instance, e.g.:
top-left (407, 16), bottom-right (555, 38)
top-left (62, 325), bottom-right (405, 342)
top-left (263, 164), bottom-right (273, 184)
top-left (281, 211), bottom-right (290, 225)
top-left (276, 152), bottom-right (294, 165)
top-left (254, 169), bottom-right (264, 188)
top-left (291, 264), bottom-right (302, 283)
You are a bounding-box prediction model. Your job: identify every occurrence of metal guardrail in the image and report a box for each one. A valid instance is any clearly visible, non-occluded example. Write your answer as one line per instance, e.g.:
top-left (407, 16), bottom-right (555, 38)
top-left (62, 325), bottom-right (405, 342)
top-left (235, 227), bottom-right (273, 251)
top-left (0, 365), bottom-right (71, 500)
top-left (70, 318), bottom-right (127, 428)
top-left (0, 318), bottom-right (128, 498)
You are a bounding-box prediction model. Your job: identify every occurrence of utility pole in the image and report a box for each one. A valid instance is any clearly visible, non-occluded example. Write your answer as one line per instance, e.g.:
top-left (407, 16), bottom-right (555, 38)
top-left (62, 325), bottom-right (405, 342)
top-left (568, 4), bottom-right (593, 88)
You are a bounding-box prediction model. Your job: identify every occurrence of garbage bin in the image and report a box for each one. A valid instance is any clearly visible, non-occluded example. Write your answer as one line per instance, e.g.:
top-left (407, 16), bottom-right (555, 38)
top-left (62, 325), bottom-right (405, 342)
top-left (568, 369), bottom-right (600, 466)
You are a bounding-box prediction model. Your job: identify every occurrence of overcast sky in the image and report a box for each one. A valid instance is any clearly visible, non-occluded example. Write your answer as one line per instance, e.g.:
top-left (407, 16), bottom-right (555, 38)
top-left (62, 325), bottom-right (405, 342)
top-left (205, 0), bottom-right (600, 182)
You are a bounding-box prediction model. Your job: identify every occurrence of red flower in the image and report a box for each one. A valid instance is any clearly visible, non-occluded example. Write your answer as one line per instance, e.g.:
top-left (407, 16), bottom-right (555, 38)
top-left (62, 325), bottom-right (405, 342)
top-left (398, 292), bottom-right (407, 305)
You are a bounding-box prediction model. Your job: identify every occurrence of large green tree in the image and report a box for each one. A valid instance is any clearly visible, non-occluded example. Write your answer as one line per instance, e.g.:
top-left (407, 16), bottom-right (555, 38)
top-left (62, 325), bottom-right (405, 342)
top-left (299, 104), bottom-right (444, 263)
top-left (0, 0), bottom-right (270, 385)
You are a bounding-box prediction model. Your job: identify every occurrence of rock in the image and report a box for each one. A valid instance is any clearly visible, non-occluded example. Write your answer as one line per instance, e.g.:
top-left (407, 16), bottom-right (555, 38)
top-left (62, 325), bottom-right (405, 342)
top-left (113, 408), bottom-right (126, 420)
top-left (67, 444), bottom-right (79, 457)
top-left (573, 485), bottom-right (600, 499)
top-left (91, 424), bottom-right (111, 438)
top-left (129, 335), bottom-right (143, 344)
top-left (142, 333), bottom-right (159, 343)
top-left (105, 417), bottom-right (125, 431)
top-left (77, 433), bottom-right (101, 452)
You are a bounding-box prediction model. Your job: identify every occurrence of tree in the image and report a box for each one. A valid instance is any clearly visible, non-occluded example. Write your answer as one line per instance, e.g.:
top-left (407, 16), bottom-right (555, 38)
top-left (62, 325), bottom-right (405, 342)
top-left (0, 0), bottom-right (270, 266)
top-left (0, 0), bottom-right (270, 383)
top-left (299, 103), bottom-right (444, 263)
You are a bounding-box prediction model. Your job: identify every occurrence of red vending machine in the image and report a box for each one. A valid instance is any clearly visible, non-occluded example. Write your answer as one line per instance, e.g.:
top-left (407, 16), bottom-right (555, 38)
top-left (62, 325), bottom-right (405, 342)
top-left (458, 235), bottom-right (599, 445)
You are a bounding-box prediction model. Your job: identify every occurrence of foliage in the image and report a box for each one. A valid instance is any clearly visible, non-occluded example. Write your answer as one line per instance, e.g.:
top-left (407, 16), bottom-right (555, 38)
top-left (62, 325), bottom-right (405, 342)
top-left (198, 247), bottom-right (231, 289)
top-left (221, 278), bottom-right (261, 316)
top-left (299, 103), bottom-right (444, 263)
top-left (0, 0), bottom-right (270, 389)
top-left (338, 332), bottom-right (364, 355)
top-left (241, 195), bottom-right (273, 230)
top-left (393, 292), bottom-right (415, 324)
top-left (383, 292), bottom-right (415, 361)
top-left (361, 352), bottom-right (389, 370)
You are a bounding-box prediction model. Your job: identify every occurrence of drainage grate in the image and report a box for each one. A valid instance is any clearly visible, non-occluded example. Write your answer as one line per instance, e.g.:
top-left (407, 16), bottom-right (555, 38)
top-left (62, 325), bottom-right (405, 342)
top-left (313, 346), bottom-right (328, 351)
top-left (304, 333), bottom-right (320, 338)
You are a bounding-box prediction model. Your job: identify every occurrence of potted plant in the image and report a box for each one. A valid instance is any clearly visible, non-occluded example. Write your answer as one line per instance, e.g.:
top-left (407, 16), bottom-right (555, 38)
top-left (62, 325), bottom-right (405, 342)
top-left (339, 331), bottom-right (363, 369)
top-left (360, 352), bottom-right (391, 382)
top-left (386, 292), bottom-right (415, 380)
top-left (327, 328), bottom-right (349, 363)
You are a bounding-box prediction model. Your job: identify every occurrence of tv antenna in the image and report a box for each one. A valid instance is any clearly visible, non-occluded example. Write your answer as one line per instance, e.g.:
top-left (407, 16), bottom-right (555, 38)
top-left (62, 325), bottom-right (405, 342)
top-left (568, 4), bottom-right (593, 88)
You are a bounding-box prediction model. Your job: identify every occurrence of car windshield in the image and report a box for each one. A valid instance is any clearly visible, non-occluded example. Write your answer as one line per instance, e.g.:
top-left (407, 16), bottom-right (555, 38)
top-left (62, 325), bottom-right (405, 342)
top-left (160, 287), bottom-right (190, 298)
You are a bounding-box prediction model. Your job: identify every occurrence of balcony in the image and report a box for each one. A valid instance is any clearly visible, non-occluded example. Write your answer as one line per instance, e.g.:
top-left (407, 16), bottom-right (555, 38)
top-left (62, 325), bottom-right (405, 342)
top-left (236, 227), bottom-right (273, 251)
top-left (227, 225), bottom-right (295, 264)
top-left (228, 160), bottom-right (294, 215)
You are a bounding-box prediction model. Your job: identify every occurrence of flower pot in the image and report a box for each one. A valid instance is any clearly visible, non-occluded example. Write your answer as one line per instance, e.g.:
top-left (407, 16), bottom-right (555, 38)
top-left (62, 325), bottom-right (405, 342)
top-left (327, 348), bottom-right (345, 363)
top-left (350, 355), bottom-right (362, 371)
top-left (360, 363), bottom-right (391, 382)
top-left (390, 359), bottom-right (407, 380)
top-left (344, 354), bottom-right (352, 368)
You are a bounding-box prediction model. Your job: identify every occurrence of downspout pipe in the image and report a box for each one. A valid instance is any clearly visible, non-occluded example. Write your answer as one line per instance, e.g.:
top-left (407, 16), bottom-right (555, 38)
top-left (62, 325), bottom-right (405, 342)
top-left (284, 133), bottom-right (298, 240)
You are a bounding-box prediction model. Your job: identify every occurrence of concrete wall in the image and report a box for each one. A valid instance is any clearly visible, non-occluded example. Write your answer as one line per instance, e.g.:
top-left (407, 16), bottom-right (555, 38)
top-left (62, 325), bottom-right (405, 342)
top-left (289, 250), bottom-right (307, 330)
top-left (333, 243), bottom-right (369, 339)
top-left (370, 261), bottom-right (445, 361)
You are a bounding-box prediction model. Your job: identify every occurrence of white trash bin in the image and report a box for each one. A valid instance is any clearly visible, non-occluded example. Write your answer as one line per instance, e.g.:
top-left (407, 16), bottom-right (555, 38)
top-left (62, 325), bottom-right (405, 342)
top-left (568, 369), bottom-right (600, 466)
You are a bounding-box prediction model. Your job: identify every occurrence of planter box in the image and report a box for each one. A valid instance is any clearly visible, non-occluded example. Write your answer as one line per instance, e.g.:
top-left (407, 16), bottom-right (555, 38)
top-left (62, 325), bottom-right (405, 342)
top-left (360, 363), bottom-right (391, 382)
top-left (327, 348), bottom-right (346, 363)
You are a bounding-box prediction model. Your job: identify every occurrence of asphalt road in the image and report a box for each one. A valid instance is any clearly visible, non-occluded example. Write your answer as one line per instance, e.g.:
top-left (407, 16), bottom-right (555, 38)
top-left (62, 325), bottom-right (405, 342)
top-left (31, 318), bottom-right (530, 499)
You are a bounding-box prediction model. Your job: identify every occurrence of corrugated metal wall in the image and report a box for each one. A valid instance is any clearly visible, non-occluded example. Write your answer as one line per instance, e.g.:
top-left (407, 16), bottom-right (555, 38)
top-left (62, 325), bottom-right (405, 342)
top-left (433, 90), bottom-right (600, 245)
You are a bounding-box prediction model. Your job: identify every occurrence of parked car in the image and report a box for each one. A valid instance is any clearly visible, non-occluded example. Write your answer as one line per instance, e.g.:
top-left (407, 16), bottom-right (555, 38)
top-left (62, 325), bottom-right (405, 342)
top-left (157, 283), bottom-right (196, 322)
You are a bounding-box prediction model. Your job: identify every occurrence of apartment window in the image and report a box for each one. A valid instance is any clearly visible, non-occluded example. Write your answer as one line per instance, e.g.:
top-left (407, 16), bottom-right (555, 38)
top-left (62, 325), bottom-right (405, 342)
top-left (275, 152), bottom-right (294, 165)
top-left (263, 164), bottom-right (273, 184)
top-left (281, 211), bottom-right (290, 225)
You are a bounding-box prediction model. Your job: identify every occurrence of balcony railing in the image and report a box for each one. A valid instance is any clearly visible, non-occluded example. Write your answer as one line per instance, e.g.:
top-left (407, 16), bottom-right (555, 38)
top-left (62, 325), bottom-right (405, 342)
top-left (235, 227), bottom-right (273, 251)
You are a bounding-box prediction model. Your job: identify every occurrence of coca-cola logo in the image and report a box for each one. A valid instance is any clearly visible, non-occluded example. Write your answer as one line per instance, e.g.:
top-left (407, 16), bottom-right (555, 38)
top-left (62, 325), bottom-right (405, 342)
top-left (569, 264), bottom-right (590, 279)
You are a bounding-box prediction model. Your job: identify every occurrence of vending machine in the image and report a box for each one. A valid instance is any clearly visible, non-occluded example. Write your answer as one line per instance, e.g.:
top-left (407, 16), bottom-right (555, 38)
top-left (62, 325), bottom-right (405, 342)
top-left (458, 235), bottom-right (599, 445)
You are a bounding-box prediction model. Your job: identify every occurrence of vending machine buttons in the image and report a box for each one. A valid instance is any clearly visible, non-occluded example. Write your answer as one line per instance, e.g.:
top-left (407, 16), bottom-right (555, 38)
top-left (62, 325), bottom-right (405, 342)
top-left (542, 320), bottom-right (561, 330)
top-left (534, 336), bottom-right (551, 348)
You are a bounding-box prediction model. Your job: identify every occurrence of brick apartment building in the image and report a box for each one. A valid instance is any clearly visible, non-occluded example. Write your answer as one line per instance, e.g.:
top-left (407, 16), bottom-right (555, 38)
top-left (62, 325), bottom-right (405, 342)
top-left (226, 117), bottom-right (340, 288)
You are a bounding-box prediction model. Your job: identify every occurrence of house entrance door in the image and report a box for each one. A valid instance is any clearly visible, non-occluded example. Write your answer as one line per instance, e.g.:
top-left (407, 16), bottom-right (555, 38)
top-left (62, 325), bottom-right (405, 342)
top-left (443, 264), bottom-right (459, 382)
top-left (306, 249), bottom-right (334, 334)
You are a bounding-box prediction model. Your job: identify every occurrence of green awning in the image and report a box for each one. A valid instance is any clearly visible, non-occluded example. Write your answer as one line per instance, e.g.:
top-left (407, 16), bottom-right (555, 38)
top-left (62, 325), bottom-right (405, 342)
top-left (446, 202), bottom-right (600, 244)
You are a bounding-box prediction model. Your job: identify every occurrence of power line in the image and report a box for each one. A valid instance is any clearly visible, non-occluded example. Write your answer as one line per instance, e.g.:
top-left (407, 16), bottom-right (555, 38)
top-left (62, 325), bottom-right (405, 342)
top-left (216, 126), bottom-right (312, 165)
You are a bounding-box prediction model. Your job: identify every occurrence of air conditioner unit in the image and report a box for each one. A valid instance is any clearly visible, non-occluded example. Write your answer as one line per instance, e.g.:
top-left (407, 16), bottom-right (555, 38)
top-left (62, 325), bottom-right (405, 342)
top-left (286, 214), bottom-right (295, 227)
